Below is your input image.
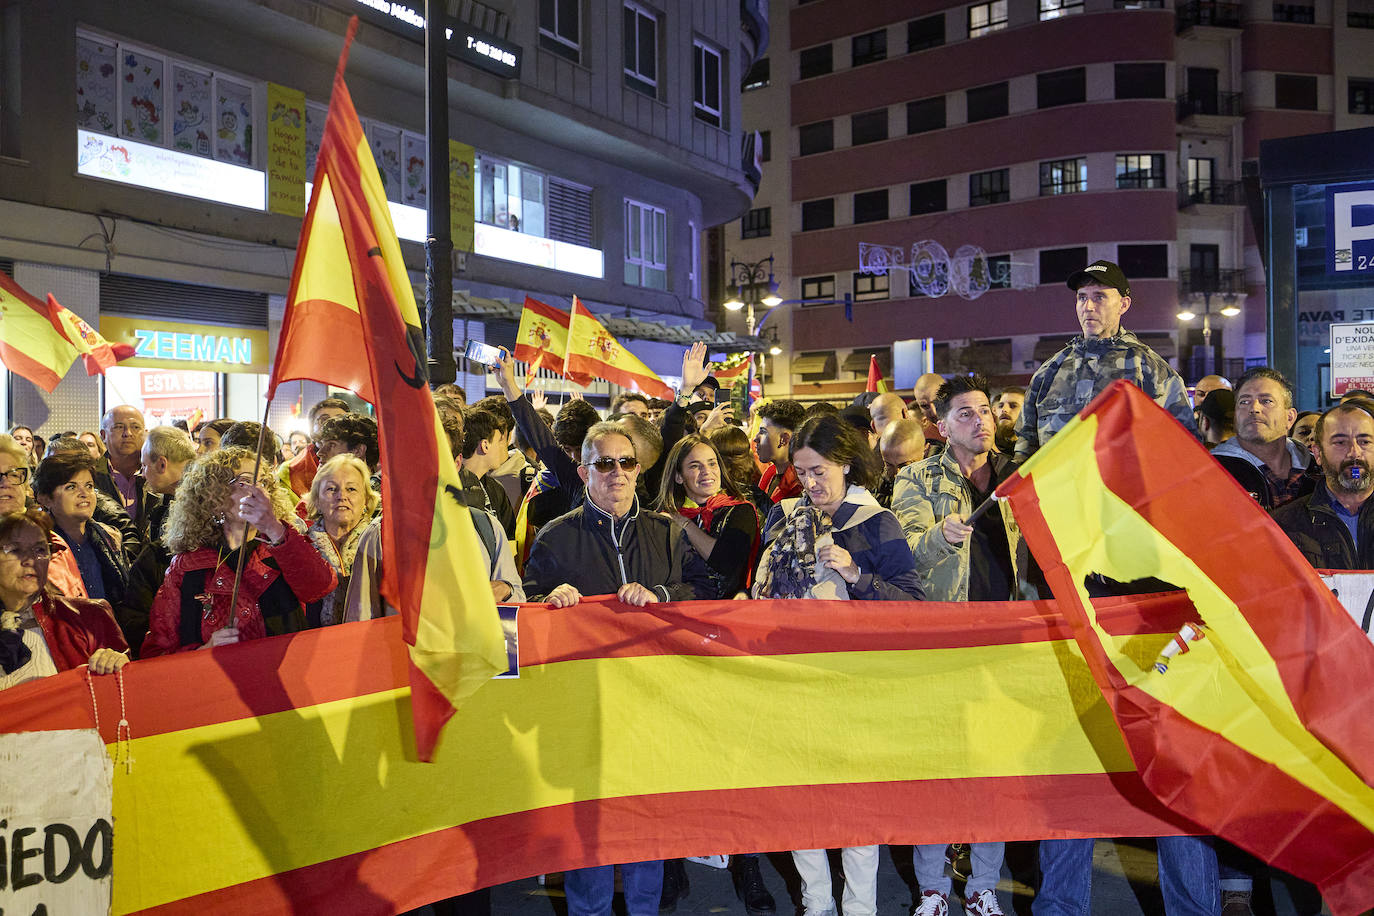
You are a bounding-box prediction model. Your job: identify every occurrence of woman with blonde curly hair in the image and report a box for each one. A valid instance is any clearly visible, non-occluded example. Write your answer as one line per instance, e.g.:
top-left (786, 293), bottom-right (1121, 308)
top-left (141, 447), bottom-right (336, 656)
top-left (303, 454), bottom-right (378, 626)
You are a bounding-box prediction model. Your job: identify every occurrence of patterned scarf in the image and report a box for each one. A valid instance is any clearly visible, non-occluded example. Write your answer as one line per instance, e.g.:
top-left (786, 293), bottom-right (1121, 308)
top-left (757, 502), bottom-right (834, 599)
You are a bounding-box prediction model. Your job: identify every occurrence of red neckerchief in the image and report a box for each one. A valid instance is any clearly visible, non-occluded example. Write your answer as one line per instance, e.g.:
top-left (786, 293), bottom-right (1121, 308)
top-left (761, 464), bottom-right (801, 503)
top-left (679, 492), bottom-right (747, 531)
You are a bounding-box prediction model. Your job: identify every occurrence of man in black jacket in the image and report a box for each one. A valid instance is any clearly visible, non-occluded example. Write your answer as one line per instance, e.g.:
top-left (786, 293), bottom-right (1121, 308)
top-left (1272, 403), bottom-right (1374, 569)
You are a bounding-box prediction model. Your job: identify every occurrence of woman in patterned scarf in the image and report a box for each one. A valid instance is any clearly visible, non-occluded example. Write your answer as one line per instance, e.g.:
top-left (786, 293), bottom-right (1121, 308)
top-left (304, 454), bottom-right (378, 627)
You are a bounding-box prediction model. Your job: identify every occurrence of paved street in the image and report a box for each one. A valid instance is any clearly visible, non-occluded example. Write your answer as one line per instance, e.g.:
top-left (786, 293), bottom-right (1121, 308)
top-left (468, 841), bottom-right (1328, 915)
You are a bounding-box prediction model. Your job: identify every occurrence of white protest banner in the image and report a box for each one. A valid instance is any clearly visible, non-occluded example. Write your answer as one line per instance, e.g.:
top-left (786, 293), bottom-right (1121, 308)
top-left (0, 729), bottom-right (113, 913)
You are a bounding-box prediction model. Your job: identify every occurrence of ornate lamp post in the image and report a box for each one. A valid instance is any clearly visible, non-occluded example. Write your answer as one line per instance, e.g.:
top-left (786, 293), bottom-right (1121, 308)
top-left (723, 255), bottom-right (782, 335)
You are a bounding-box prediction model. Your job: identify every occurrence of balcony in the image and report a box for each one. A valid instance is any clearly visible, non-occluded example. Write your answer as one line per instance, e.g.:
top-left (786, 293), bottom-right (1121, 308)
top-left (740, 0), bottom-right (770, 70)
top-left (1179, 268), bottom-right (1247, 297)
top-left (1176, 91), bottom-right (1244, 122)
top-left (1178, 179), bottom-right (1245, 208)
top-left (1176, 0), bottom-right (1243, 31)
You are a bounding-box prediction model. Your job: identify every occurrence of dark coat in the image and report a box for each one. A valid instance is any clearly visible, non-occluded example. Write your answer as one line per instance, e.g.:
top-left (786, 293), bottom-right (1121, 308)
top-left (1270, 481), bottom-right (1374, 570)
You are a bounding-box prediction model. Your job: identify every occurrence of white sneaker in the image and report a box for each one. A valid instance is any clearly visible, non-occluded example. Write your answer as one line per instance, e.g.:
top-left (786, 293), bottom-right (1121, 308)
top-left (802, 905), bottom-right (838, 916)
top-left (963, 887), bottom-right (1005, 916)
top-left (914, 890), bottom-right (949, 916)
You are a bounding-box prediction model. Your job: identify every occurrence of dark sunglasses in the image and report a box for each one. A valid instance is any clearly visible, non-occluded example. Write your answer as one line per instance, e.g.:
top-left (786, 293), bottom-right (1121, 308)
top-left (585, 456), bottom-right (638, 473)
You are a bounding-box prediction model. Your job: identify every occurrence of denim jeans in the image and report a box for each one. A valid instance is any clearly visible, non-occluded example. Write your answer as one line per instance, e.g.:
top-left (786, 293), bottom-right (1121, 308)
top-left (912, 842), bottom-right (1005, 896)
top-left (1032, 836), bottom-right (1219, 916)
top-left (562, 861), bottom-right (663, 916)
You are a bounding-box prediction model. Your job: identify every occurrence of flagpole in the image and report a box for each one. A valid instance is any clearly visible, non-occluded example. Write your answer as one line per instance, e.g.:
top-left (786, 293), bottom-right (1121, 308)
top-left (424, 0), bottom-right (455, 385)
top-left (225, 399), bottom-right (275, 630)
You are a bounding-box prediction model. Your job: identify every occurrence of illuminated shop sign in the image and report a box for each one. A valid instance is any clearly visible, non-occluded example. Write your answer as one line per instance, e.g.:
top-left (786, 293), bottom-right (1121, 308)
top-left (474, 223), bottom-right (605, 279)
top-left (77, 130), bottom-right (266, 210)
top-left (100, 316), bottom-right (270, 374)
top-left (332, 1), bottom-right (521, 77)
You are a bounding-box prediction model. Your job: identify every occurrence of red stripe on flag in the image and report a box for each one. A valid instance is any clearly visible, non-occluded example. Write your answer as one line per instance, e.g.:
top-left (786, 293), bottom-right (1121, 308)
top-left (129, 773), bottom-right (1198, 915)
top-left (0, 340), bottom-right (63, 392)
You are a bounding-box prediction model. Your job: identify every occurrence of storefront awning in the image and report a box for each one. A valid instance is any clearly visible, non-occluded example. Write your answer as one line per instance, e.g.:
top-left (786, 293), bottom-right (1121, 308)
top-left (792, 352), bottom-right (837, 377)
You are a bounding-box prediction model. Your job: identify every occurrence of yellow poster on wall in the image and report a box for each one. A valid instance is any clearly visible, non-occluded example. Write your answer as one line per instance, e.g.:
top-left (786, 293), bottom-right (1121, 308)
top-left (449, 139), bottom-right (475, 252)
top-left (266, 83), bottom-right (306, 218)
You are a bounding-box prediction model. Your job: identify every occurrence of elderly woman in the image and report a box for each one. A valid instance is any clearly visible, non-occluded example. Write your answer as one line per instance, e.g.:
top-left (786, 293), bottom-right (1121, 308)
top-left (656, 434), bottom-right (760, 599)
top-left (34, 451), bottom-right (129, 606)
top-left (142, 447), bottom-right (336, 656)
top-left (0, 508), bottom-right (128, 690)
top-left (751, 414), bottom-right (923, 916)
top-left (304, 454), bottom-right (378, 626)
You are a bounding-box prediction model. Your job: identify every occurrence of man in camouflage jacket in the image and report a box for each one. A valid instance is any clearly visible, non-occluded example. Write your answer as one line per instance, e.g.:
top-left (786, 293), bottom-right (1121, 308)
top-left (1015, 259), bottom-right (1197, 462)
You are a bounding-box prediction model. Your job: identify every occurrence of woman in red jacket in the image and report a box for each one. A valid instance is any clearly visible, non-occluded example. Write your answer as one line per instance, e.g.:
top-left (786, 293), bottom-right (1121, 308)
top-left (141, 447), bottom-right (336, 656)
top-left (0, 507), bottom-right (128, 690)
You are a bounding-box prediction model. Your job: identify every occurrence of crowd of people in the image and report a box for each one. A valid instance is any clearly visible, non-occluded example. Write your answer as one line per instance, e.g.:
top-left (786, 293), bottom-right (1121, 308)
top-left (0, 257), bottom-right (1356, 916)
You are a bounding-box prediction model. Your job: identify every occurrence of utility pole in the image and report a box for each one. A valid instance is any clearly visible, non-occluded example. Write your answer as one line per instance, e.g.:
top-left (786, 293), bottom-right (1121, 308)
top-left (424, 0), bottom-right (455, 384)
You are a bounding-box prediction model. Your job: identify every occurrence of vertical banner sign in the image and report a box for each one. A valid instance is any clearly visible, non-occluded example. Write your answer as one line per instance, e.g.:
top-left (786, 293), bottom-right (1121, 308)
top-left (1328, 321), bottom-right (1374, 396)
top-left (0, 730), bottom-right (114, 912)
top-left (266, 82), bottom-right (307, 217)
top-left (1328, 180), bottom-right (1374, 277)
top-left (450, 139), bottom-right (475, 253)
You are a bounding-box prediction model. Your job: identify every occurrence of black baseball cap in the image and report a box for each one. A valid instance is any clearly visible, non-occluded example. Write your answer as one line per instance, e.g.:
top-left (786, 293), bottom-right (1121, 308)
top-left (1066, 260), bottom-right (1131, 297)
top-left (695, 376), bottom-right (720, 391)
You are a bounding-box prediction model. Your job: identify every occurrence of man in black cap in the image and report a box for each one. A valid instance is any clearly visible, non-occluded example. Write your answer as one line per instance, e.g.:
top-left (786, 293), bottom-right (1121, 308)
top-left (1015, 259), bottom-right (1196, 462)
top-left (1196, 388), bottom-right (1236, 448)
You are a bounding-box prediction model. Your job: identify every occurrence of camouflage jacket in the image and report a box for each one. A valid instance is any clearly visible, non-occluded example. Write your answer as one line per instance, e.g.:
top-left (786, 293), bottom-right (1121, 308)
top-left (1014, 329), bottom-right (1196, 461)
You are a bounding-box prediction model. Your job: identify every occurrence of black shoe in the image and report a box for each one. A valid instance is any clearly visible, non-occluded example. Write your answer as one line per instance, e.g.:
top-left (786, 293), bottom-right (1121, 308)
top-left (659, 858), bottom-right (689, 913)
top-left (732, 856), bottom-right (776, 916)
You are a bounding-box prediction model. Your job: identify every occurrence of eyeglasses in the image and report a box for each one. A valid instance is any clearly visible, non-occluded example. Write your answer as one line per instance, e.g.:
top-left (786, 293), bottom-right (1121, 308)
top-left (0, 467), bottom-right (30, 485)
top-left (585, 456), bottom-right (639, 473)
top-left (0, 543), bottom-right (51, 562)
top-left (108, 423), bottom-right (144, 434)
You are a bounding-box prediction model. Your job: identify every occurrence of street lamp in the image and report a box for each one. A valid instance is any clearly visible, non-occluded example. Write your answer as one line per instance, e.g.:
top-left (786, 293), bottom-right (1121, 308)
top-left (723, 255), bottom-right (782, 334)
top-left (1177, 291), bottom-right (1242, 376)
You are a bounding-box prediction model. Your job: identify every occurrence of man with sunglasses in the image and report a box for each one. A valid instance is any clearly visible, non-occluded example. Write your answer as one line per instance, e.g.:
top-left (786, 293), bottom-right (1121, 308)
top-left (522, 420), bottom-right (709, 916)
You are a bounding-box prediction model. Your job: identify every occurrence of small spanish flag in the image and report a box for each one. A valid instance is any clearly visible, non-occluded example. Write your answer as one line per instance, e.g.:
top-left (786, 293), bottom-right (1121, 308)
top-left (513, 297), bottom-right (576, 386)
top-left (0, 273), bottom-right (133, 391)
top-left (565, 296), bottom-right (672, 398)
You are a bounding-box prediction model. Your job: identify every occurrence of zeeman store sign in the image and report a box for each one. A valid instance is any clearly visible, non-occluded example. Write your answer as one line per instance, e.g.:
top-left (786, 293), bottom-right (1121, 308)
top-left (100, 316), bottom-right (269, 375)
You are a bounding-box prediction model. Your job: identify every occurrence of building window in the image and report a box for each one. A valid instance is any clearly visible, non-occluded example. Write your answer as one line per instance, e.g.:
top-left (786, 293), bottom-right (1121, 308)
top-left (693, 40), bottom-right (723, 127)
top-left (909, 179), bottom-right (948, 215)
top-left (741, 207), bottom-right (771, 239)
top-left (799, 44), bottom-right (833, 79)
top-left (759, 130), bottom-right (771, 162)
top-left (547, 178), bottom-right (594, 247)
top-left (1040, 247), bottom-right (1089, 285)
top-left (970, 168), bottom-right (1010, 206)
top-left (1351, 78), bottom-right (1374, 114)
top-left (968, 0), bottom-right (1009, 37)
top-left (1040, 0), bottom-right (1085, 17)
top-left (1038, 67), bottom-right (1086, 108)
top-left (853, 272), bottom-right (890, 302)
top-left (967, 82), bottom-right (1009, 122)
top-left (907, 96), bottom-right (946, 134)
top-left (987, 254), bottom-right (1012, 289)
top-left (539, 0), bottom-right (581, 62)
top-left (743, 57), bottom-right (769, 91)
top-left (1352, 0), bottom-right (1374, 26)
top-left (1040, 157), bottom-right (1086, 195)
top-left (853, 189), bottom-right (889, 224)
top-left (624, 199), bottom-right (667, 289)
top-left (852, 29), bottom-right (887, 66)
top-left (1275, 73), bottom-right (1319, 110)
top-left (851, 109), bottom-right (889, 145)
top-left (908, 14), bottom-right (945, 51)
top-left (1115, 153), bottom-right (1166, 189)
top-left (476, 153), bottom-right (559, 235)
top-left (1115, 62), bottom-right (1166, 99)
top-left (799, 120), bottom-right (834, 156)
top-left (1117, 243), bottom-right (1169, 278)
top-left (1273, 3), bottom-right (1316, 21)
top-left (76, 33), bottom-right (256, 167)
top-left (801, 198), bottom-right (835, 231)
top-left (623, 4), bottom-right (658, 97)
top-left (801, 275), bottom-right (836, 300)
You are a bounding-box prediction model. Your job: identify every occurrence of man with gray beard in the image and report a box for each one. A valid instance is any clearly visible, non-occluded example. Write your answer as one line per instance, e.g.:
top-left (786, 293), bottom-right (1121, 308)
top-left (1272, 403), bottom-right (1374, 569)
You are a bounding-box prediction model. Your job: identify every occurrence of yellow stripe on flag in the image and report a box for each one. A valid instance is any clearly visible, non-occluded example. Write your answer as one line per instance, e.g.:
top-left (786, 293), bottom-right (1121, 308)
top-left (293, 174), bottom-right (362, 315)
top-left (111, 641), bottom-right (1135, 913)
top-left (1024, 412), bottom-right (1374, 834)
top-left (352, 135), bottom-right (421, 328)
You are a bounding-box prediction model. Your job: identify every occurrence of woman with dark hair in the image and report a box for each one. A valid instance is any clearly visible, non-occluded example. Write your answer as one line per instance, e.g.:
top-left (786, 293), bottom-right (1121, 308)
top-left (656, 434), bottom-right (760, 598)
top-left (1289, 410), bottom-right (1319, 450)
top-left (0, 508), bottom-right (129, 689)
top-left (707, 425), bottom-right (771, 517)
top-left (192, 418), bottom-right (236, 455)
top-left (142, 447), bottom-right (335, 656)
top-left (33, 451), bottom-right (129, 606)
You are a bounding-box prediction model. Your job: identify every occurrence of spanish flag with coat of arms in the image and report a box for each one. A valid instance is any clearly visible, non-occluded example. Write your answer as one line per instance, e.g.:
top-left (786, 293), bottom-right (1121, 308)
top-left (267, 16), bottom-right (507, 760)
top-left (565, 295), bottom-right (673, 399)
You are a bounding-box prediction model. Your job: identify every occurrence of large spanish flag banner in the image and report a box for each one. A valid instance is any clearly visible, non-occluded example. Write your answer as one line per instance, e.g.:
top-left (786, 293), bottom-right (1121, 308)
top-left (565, 295), bottom-right (674, 398)
top-left (267, 17), bottom-right (507, 759)
top-left (996, 380), bottom-right (1374, 913)
top-left (512, 296), bottom-right (577, 385)
top-left (0, 273), bottom-right (132, 390)
top-left (0, 595), bottom-right (1212, 914)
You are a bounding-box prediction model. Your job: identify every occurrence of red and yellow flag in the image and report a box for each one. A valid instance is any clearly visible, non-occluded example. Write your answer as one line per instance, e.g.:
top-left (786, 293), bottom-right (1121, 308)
top-left (0, 273), bottom-right (133, 391)
top-left (996, 380), bottom-right (1374, 914)
top-left (512, 296), bottom-right (573, 385)
top-left (267, 17), bottom-right (506, 760)
top-left (866, 354), bottom-right (888, 393)
top-left (565, 296), bottom-right (672, 398)
top-left (710, 353), bottom-right (752, 386)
